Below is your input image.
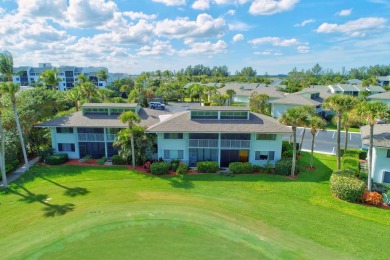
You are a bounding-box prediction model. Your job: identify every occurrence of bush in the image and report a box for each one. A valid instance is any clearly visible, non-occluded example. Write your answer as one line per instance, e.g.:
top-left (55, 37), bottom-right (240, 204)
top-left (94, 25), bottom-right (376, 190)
top-left (340, 149), bottom-right (367, 160)
top-left (282, 141), bottom-right (298, 153)
top-left (39, 147), bottom-right (55, 162)
top-left (262, 160), bottom-right (273, 173)
top-left (275, 159), bottom-right (294, 176)
top-left (197, 161), bottom-right (219, 173)
top-left (176, 162), bottom-right (188, 176)
top-left (111, 155), bottom-right (127, 165)
top-left (80, 154), bottom-right (92, 163)
top-left (170, 159), bottom-right (181, 171)
top-left (45, 154), bottom-right (69, 165)
top-left (5, 159), bottom-right (20, 174)
top-left (229, 162), bottom-right (253, 174)
top-left (150, 161), bottom-right (170, 175)
top-left (330, 170), bottom-right (366, 202)
top-left (96, 156), bottom-right (106, 165)
top-left (341, 156), bottom-right (360, 173)
top-left (362, 191), bottom-right (383, 206)
top-left (282, 150), bottom-right (293, 159)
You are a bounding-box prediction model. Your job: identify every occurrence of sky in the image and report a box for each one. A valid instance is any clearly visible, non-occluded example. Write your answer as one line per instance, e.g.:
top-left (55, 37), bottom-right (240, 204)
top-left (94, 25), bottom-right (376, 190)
top-left (0, 0), bottom-right (389, 75)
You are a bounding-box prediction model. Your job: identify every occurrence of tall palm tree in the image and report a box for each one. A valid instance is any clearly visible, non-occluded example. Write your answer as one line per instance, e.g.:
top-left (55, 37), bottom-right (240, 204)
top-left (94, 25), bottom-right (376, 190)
top-left (357, 101), bottom-right (389, 191)
top-left (97, 88), bottom-right (114, 102)
top-left (0, 95), bottom-right (7, 187)
top-left (64, 87), bottom-right (81, 111)
top-left (0, 82), bottom-right (29, 171)
top-left (323, 95), bottom-right (358, 170)
top-left (189, 84), bottom-right (204, 103)
top-left (340, 109), bottom-right (361, 152)
top-left (39, 68), bottom-right (61, 89)
top-left (298, 106), bottom-right (316, 155)
top-left (226, 89), bottom-right (236, 106)
top-left (279, 106), bottom-right (308, 177)
top-left (0, 51), bottom-right (14, 81)
top-left (119, 111), bottom-right (141, 168)
top-left (96, 69), bottom-right (109, 87)
top-left (79, 81), bottom-right (98, 101)
top-left (308, 115), bottom-right (326, 169)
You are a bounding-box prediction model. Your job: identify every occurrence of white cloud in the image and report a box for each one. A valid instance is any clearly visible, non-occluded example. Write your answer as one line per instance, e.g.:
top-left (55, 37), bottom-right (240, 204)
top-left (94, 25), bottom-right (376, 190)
top-left (254, 51), bottom-right (283, 56)
top-left (316, 17), bottom-right (387, 37)
top-left (228, 21), bottom-right (252, 31)
top-left (0, 7), bottom-right (5, 15)
top-left (179, 40), bottom-right (228, 55)
top-left (17, 0), bottom-right (67, 20)
top-left (336, 9), bottom-right (352, 16)
top-left (155, 13), bottom-right (226, 39)
top-left (153, 0), bottom-right (186, 6)
top-left (192, 0), bottom-right (210, 10)
top-left (249, 0), bottom-right (299, 15)
top-left (123, 11), bottom-right (157, 20)
top-left (297, 45), bottom-right (310, 53)
top-left (232, 33), bottom-right (244, 42)
top-left (249, 37), bottom-right (299, 46)
top-left (294, 18), bottom-right (315, 27)
top-left (138, 40), bottom-right (175, 56)
top-left (214, 0), bottom-right (250, 4)
top-left (226, 9), bottom-right (236, 16)
top-left (66, 0), bottom-right (118, 28)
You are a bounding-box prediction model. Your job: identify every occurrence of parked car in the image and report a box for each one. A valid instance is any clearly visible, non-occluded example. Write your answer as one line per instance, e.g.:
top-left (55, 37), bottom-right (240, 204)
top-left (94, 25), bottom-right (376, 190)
top-left (149, 102), bottom-right (165, 110)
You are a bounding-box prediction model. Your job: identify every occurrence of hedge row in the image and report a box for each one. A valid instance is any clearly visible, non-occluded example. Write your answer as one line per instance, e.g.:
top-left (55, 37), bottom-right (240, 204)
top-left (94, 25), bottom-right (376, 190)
top-left (330, 169), bottom-right (366, 202)
top-left (197, 161), bottom-right (219, 173)
top-left (150, 162), bottom-right (170, 175)
top-left (228, 162), bottom-right (253, 174)
top-left (111, 155), bottom-right (128, 165)
top-left (45, 154), bottom-right (69, 165)
top-left (341, 156), bottom-right (360, 174)
top-left (340, 148), bottom-right (367, 160)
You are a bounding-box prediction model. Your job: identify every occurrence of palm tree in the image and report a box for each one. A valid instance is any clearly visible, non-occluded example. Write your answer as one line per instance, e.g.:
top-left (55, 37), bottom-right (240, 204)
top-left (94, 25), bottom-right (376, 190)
top-left (119, 111), bottom-right (141, 168)
top-left (0, 82), bottom-right (29, 171)
top-left (79, 81), bottom-right (98, 101)
top-left (76, 74), bottom-right (89, 85)
top-left (340, 109), bottom-right (361, 152)
top-left (39, 68), bottom-right (61, 89)
top-left (279, 106), bottom-right (308, 177)
top-left (96, 69), bottom-right (109, 87)
top-left (308, 115), bottom-right (326, 169)
top-left (204, 86), bottom-right (217, 103)
top-left (357, 101), bottom-right (389, 191)
top-left (64, 87), bottom-right (81, 111)
top-left (0, 95), bottom-right (7, 187)
top-left (298, 106), bottom-right (316, 155)
top-left (0, 51), bottom-right (14, 81)
top-left (189, 84), bottom-right (204, 103)
top-left (226, 89), bottom-right (236, 106)
top-left (323, 95), bottom-right (358, 170)
top-left (97, 88), bottom-right (114, 102)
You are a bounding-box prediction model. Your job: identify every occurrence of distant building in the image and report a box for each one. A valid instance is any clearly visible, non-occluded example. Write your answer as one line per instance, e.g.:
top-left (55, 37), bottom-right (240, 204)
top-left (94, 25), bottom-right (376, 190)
top-left (377, 76), bottom-right (390, 86)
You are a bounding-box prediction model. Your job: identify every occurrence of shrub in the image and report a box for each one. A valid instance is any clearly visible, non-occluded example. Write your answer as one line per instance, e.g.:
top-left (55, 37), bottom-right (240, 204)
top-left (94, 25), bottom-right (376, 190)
top-left (5, 159), bottom-right (20, 174)
top-left (282, 141), bottom-right (298, 153)
top-left (96, 156), bottom-right (106, 165)
top-left (362, 191), bottom-right (383, 206)
top-left (80, 154), bottom-right (93, 163)
top-left (39, 147), bottom-right (55, 162)
top-left (282, 150), bottom-right (293, 159)
top-left (330, 170), bottom-right (366, 202)
top-left (197, 161), bottom-right (219, 173)
top-left (150, 161), bottom-right (170, 175)
top-left (262, 160), bottom-right (273, 173)
top-left (45, 154), bottom-right (69, 165)
top-left (176, 162), bottom-right (188, 176)
top-left (340, 148), bottom-right (367, 160)
top-left (275, 159), bottom-right (293, 176)
top-left (111, 155), bottom-right (127, 165)
top-left (170, 159), bottom-right (181, 171)
top-left (341, 156), bottom-right (359, 173)
top-left (229, 162), bottom-right (253, 174)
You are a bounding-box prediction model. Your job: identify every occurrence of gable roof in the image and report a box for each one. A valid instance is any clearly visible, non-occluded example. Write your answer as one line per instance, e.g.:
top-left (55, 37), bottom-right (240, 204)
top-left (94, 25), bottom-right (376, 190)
top-left (269, 94), bottom-right (321, 106)
top-left (361, 124), bottom-right (390, 148)
top-left (146, 111), bottom-right (291, 134)
top-left (368, 91), bottom-right (390, 100)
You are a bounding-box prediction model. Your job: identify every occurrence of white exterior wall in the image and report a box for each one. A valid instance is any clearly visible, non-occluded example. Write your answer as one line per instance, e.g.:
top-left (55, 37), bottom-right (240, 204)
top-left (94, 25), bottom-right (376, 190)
top-left (50, 127), bottom-right (79, 158)
top-left (157, 133), bottom-right (189, 164)
top-left (249, 134), bottom-right (283, 166)
top-left (371, 147), bottom-right (390, 184)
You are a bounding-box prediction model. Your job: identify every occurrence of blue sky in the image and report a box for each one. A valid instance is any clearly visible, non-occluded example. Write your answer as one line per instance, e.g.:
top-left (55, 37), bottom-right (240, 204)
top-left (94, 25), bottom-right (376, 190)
top-left (0, 0), bottom-right (389, 75)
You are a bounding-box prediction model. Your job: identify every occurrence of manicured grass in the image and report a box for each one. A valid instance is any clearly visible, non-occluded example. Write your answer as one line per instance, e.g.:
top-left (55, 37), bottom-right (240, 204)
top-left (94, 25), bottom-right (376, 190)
top-left (326, 122), bottom-right (361, 133)
top-left (0, 153), bottom-right (389, 259)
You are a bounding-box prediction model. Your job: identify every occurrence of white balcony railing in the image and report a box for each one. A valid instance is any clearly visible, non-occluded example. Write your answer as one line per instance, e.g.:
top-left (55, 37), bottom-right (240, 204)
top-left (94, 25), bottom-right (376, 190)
top-left (78, 133), bottom-right (117, 142)
top-left (220, 140), bottom-right (250, 149)
top-left (189, 139), bottom-right (218, 148)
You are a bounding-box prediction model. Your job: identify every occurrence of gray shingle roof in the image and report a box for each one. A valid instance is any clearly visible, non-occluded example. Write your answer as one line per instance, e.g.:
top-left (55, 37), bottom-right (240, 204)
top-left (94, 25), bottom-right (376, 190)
top-left (361, 124), bottom-right (390, 148)
top-left (218, 83), bottom-right (283, 99)
top-left (368, 91), bottom-right (390, 100)
top-left (37, 108), bottom-right (170, 128)
top-left (190, 106), bottom-right (249, 111)
top-left (146, 111), bottom-right (291, 134)
top-left (269, 95), bottom-right (321, 106)
top-left (82, 103), bottom-right (138, 108)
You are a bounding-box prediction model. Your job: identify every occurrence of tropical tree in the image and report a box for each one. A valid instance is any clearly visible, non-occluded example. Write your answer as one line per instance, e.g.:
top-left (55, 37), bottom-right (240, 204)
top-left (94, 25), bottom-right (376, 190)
top-left (39, 68), bottom-right (61, 89)
top-left (188, 84), bottom-right (204, 103)
top-left (96, 69), bottom-right (109, 86)
top-left (118, 111), bottom-right (141, 168)
top-left (298, 106), bottom-right (316, 155)
top-left (64, 87), bottom-right (81, 111)
top-left (79, 81), bottom-right (98, 101)
top-left (225, 89), bottom-right (236, 106)
top-left (0, 82), bottom-right (29, 171)
top-left (308, 115), bottom-right (326, 169)
top-left (97, 88), bottom-right (114, 102)
top-left (279, 106), bottom-right (308, 177)
top-left (323, 95), bottom-right (359, 170)
top-left (339, 109), bottom-right (361, 151)
top-left (249, 92), bottom-right (270, 115)
top-left (357, 101), bottom-right (389, 191)
top-left (0, 51), bottom-right (14, 81)
top-left (0, 94), bottom-right (7, 187)
top-left (204, 86), bottom-right (217, 102)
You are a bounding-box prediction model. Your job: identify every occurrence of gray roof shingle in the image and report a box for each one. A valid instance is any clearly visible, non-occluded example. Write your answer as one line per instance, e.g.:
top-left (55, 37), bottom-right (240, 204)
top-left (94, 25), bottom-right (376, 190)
top-left (269, 95), bottom-right (321, 106)
top-left (361, 124), bottom-right (390, 148)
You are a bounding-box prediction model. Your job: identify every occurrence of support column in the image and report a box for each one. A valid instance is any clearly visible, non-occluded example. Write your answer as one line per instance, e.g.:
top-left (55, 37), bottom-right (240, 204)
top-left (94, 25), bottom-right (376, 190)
top-left (218, 133), bottom-right (221, 167)
top-left (104, 128), bottom-right (108, 158)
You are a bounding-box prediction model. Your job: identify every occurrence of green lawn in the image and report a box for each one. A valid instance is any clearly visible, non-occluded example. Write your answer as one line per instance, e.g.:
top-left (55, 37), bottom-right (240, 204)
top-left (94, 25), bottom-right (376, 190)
top-left (0, 153), bottom-right (389, 259)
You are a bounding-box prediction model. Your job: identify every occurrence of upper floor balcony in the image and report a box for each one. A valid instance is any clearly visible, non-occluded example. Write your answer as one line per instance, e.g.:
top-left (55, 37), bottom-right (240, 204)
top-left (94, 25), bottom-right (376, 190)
top-left (78, 133), bottom-right (117, 142)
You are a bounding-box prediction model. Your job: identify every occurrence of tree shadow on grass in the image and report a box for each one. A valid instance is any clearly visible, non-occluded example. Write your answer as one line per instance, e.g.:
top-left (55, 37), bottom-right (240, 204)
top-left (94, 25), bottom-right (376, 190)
top-left (7, 184), bottom-right (75, 217)
top-left (38, 176), bottom-right (89, 197)
top-left (168, 176), bottom-right (195, 189)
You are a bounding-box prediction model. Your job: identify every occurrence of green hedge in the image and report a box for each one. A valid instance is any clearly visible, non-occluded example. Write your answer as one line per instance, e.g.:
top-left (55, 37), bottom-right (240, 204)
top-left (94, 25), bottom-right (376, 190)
top-left (340, 149), bottom-right (367, 160)
top-left (229, 162), bottom-right (253, 174)
top-left (197, 161), bottom-right (219, 173)
top-left (150, 162), bottom-right (170, 175)
top-left (330, 170), bottom-right (366, 202)
top-left (45, 154), bottom-right (69, 165)
top-left (111, 155), bottom-right (127, 165)
top-left (341, 156), bottom-right (360, 174)
top-left (176, 162), bottom-right (189, 176)
top-left (275, 159), bottom-right (293, 176)
top-left (170, 159), bottom-right (181, 171)
top-left (97, 156), bottom-right (106, 165)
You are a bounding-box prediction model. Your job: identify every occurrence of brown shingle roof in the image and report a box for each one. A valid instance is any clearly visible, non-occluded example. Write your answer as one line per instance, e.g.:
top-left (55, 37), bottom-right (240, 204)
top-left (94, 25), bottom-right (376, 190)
top-left (146, 111), bottom-right (291, 134)
top-left (361, 124), bottom-right (390, 148)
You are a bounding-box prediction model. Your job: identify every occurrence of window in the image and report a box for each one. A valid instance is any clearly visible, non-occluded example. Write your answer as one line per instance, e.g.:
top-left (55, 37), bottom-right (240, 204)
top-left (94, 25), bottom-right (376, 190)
top-left (220, 111), bottom-right (248, 119)
top-left (164, 150), bottom-right (184, 159)
top-left (256, 134), bottom-right (276, 140)
top-left (383, 171), bottom-right (390, 184)
top-left (58, 143), bottom-right (75, 152)
top-left (164, 133), bottom-right (183, 139)
top-left (255, 151), bottom-right (275, 161)
top-left (387, 149), bottom-right (390, 158)
top-left (56, 127), bottom-right (74, 133)
top-left (191, 111), bottom-right (218, 119)
top-left (99, 83), bottom-right (103, 86)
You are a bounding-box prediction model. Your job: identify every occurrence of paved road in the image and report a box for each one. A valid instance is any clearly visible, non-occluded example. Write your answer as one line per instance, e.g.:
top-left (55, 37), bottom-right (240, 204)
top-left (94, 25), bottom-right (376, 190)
top-left (283, 127), bottom-right (362, 155)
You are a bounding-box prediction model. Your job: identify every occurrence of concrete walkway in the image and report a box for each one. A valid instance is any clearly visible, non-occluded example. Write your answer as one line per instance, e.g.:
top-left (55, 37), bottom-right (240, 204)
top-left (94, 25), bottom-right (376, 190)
top-left (0, 157), bottom-right (40, 187)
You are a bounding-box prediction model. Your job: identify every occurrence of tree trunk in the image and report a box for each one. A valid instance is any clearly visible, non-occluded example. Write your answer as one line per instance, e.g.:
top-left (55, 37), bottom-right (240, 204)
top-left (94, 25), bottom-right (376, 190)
top-left (130, 128), bottom-right (136, 169)
top-left (344, 128), bottom-right (349, 152)
top-left (336, 114), bottom-right (341, 170)
top-left (12, 103), bottom-right (29, 171)
top-left (0, 120), bottom-right (7, 187)
top-left (368, 124), bottom-right (374, 191)
top-left (291, 127), bottom-right (297, 178)
top-left (299, 128), bottom-right (306, 154)
top-left (310, 131), bottom-right (315, 169)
